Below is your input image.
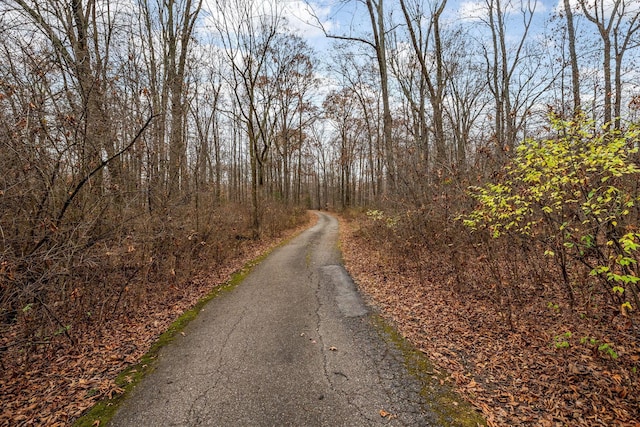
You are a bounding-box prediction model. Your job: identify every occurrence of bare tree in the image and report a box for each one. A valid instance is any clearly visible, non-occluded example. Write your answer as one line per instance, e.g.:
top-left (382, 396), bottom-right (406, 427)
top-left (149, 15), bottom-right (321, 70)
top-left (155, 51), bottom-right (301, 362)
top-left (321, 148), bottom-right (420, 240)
top-left (578, 0), bottom-right (640, 127)
top-left (479, 0), bottom-right (550, 157)
top-left (268, 34), bottom-right (317, 204)
top-left (563, 0), bottom-right (582, 114)
top-left (399, 0), bottom-right (449, 166)
top-left (332, 50), bottom-right (384, 204)
top-left (310, 0), bottom-right (396, 193)
top-left (10, 0), bottom-right (118, 200)
top-left (189, 51), bottom-right (226, 221)
top-left (138, 0), bottom-right (202, 204)
top-left (443, 30), bottom-right (489, 170)
top-left (323, 88), bottom-right (364, 209)
top-left (209, 0), bottom-right (283, 234)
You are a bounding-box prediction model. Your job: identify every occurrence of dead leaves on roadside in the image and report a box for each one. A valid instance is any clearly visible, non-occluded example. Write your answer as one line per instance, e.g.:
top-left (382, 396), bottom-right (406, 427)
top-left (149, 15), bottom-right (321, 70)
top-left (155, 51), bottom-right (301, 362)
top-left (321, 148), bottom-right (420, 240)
top-left (0, 216), bottom-right (314, 427)
top-left (338, 216), bottom-right (640, 427)
top-left (379, 409), bottom-right (397, 419)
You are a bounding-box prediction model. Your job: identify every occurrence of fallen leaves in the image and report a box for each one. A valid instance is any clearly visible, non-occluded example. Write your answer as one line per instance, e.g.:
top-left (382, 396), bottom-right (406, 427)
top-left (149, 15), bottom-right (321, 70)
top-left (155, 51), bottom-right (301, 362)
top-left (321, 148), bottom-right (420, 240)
top-left (0, 214), bottom-right (315, 426)
top-left (379, 409), bottom-right (396, 419)
top-left (339, 215), bottom-right (640, 427)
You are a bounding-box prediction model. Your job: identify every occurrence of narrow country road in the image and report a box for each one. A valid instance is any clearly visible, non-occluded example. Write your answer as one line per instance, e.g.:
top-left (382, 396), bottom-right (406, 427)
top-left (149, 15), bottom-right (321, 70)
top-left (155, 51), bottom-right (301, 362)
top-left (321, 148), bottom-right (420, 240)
top-left (110, 212), bottom-right (437, 426)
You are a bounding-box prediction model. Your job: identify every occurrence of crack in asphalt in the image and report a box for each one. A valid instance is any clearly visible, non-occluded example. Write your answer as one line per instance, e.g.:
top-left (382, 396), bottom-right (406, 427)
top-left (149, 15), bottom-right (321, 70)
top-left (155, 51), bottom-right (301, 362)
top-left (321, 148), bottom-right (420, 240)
top-left (110, 212), bottom-right (440, 426)
top-left (306, 219), bottom-right (374, 424)
top-left (186, 306), bottom-right (249, 425)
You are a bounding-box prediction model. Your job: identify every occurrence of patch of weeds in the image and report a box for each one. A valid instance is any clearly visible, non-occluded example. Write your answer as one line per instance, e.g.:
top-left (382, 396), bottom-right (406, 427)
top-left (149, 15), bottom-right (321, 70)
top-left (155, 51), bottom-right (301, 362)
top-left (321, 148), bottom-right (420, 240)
top-left (580, 337), bottom-right (619, 360)
top-left (553, 331), bottom-right (572, 349)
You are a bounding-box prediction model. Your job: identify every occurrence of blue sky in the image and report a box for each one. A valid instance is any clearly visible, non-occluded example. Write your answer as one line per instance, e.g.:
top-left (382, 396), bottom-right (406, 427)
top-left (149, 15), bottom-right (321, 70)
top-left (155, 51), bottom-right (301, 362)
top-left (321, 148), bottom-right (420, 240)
top-left (276, 0), bottom-right (563, 51)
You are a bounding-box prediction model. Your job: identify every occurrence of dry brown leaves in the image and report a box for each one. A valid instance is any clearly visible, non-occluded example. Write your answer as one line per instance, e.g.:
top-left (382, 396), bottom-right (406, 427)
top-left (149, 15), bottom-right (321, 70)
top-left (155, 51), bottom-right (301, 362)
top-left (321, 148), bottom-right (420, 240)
top-left (338, 216), bottom-right (640, 427)
top-left (0, 213), bottom-right (314, 427)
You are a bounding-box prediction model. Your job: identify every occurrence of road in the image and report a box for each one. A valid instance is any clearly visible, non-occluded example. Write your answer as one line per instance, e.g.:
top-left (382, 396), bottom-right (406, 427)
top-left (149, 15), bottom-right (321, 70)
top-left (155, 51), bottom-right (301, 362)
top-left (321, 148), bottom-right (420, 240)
top-left (110, 212), bottom-right (438, 426)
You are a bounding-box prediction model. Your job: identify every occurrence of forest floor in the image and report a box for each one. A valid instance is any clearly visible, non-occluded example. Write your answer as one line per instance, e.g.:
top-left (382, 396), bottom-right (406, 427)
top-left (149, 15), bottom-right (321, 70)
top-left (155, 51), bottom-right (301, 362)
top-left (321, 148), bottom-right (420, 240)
top-left (0, 214), bottom-right (315, 427)
top-left (3, 211), bottom-right (639, 426)
top-left (338, 215), bottom-right (640, 427)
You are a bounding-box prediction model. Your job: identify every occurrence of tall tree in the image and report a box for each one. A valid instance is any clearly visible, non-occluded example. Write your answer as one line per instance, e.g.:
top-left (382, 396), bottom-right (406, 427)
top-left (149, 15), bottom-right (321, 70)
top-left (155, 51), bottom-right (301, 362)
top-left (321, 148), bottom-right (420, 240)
top-left (399, 0), bottom-right (449, 165)
top-left (577, 0), bottom-right (640, 127)
top-left (138, 0), bottom-right (202, 204)
top-left (480, 0), bottom-right (545, 157)
top-left (443, 30), bottom-right (489, 170)
top-left (269, 35), bottom-right (317, 204)
top-left (364, 0), bottom-right (396, 192)
top-left (563, 0), bottom-right (582, 114)
top-left (11, 0), bottom-right (115, 195)
top-left (313, 0), bottom-right (396, 193)
top-left (334, 50), bottom-right (384, 204)
top-left (165, 0), bottom-right (203, 199)
top-left (210, 0), bottom-right (283, 234)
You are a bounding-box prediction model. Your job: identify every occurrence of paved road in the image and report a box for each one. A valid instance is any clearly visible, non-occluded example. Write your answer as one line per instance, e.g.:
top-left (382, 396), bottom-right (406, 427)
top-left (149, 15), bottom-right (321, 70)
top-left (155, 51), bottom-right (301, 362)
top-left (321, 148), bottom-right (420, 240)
top-left (110, 212), bottom-right (436, 426)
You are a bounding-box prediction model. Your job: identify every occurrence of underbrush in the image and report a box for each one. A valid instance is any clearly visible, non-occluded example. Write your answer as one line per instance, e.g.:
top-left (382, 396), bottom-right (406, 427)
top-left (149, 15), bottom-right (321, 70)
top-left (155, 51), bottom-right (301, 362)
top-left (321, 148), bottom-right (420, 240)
top-left (341, 208), bottom-right (639, 426)
top-left (0, 199), bottom-right (309, 425)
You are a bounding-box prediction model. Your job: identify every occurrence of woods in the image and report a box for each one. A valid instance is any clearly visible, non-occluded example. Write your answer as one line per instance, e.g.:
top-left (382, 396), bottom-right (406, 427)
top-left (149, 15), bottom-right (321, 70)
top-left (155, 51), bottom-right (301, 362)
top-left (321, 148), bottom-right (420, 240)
top-left (1, 0), bottom-right (640, 424)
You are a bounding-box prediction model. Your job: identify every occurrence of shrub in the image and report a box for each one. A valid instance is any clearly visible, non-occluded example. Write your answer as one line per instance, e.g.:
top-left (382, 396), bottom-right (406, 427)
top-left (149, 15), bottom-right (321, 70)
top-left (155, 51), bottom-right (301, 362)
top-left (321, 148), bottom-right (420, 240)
top-left (462, 113), bottom-right (640, 315)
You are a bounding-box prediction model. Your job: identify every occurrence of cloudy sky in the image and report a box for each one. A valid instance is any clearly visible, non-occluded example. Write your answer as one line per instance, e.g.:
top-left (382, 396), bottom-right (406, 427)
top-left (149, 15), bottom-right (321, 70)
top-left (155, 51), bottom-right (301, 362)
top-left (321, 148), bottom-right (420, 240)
top-left (277, 0), bottom-right (557, 47)
top-left (198, 0), bottom-right (634, 55)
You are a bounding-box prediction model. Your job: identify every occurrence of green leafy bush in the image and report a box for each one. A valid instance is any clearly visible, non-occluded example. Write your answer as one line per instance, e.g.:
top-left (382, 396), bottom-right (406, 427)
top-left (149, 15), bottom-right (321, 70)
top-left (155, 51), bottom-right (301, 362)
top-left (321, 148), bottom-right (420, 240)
top-left (462, 113), bottom-right (640, 315)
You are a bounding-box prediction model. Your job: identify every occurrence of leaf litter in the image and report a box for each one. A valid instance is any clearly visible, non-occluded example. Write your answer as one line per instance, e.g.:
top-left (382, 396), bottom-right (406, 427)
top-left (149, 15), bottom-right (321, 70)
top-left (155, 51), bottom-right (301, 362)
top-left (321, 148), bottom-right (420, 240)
top-left (338, 215), bottom-right (640, 427)
top-left (0, 217), bottom-right (313, 426)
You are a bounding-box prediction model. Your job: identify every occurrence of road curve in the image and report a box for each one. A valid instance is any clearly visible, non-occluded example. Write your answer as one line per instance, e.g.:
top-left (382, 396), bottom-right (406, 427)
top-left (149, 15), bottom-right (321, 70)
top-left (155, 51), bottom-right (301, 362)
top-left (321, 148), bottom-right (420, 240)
top-left (110, 212), bottom-right (436, 426)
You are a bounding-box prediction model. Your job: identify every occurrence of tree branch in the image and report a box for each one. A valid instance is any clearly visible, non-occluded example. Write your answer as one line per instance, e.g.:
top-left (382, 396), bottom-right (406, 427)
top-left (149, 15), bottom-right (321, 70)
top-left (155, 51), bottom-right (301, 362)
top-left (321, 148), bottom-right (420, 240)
top-left (29, 113), bottom-right (157, 255)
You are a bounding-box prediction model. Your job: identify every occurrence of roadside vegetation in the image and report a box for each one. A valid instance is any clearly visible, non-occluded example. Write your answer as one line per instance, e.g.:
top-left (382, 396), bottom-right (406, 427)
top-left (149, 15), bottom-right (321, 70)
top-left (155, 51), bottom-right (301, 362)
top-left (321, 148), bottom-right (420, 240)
top-left (1, 202), bottom-right (309, 425)
top-left (340, 115), bottom-right (640, 426)
top-left (2, 0), bottom-right (640, 425)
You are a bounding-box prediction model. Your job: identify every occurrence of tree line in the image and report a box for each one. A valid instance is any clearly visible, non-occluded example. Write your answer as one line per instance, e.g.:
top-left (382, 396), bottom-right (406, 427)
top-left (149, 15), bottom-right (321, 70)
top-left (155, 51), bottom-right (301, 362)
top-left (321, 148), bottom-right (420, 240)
top-left (1, 0), bottom-right (639, 344)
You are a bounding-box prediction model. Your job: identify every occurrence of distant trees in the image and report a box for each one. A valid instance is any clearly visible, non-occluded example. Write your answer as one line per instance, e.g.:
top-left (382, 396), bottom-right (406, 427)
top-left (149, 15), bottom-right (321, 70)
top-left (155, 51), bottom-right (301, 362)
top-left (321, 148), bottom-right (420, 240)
top-left (313, 0), bottom-right (640, 330)
top-left (0, 0), bottom-right (315, 344)
top-left (268, 34), bottom-right (318, 205)
top-left (330, 0), bottom-right (638, 179)
top-left (2, 0), bottom-right (640, 348)
top-left (323, 88), bottom-right (361, 209)
top-left (208, 0), bottom-right (318, 231)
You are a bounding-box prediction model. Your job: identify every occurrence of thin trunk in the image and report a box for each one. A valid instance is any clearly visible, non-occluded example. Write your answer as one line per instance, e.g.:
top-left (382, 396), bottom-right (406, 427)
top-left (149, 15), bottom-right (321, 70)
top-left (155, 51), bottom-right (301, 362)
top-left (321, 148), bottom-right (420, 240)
top-left (563, 0), bottom-right (581, 114)
top-left (366, 0), bottom-right (395, 192)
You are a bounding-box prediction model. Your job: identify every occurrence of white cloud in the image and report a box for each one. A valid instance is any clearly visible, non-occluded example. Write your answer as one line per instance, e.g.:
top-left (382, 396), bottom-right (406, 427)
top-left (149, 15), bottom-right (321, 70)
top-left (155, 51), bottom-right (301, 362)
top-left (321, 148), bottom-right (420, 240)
top-left (282, 0), bottom-right (336, 38)
top-left (457, 0), bottom-right (549, 21)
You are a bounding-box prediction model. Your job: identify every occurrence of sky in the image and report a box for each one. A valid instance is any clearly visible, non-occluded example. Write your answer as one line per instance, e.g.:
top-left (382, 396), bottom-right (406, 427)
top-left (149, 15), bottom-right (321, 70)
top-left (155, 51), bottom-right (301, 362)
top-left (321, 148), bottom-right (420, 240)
top-left (273, 0), bottom-right (563, 51)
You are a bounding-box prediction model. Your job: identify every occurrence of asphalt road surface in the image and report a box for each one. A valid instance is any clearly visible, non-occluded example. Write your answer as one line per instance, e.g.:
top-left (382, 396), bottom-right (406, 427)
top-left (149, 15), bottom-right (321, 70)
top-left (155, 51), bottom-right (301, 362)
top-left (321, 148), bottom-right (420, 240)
top-left (110, 212), bottom-right (439, 426)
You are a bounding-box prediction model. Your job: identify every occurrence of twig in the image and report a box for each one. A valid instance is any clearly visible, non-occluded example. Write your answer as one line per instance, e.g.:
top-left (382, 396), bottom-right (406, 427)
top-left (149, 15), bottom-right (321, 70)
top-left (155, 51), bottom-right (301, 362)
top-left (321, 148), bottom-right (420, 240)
top-left (30, 113), bottom-right (157, 255)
